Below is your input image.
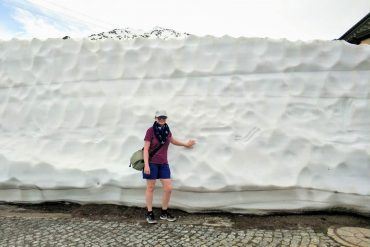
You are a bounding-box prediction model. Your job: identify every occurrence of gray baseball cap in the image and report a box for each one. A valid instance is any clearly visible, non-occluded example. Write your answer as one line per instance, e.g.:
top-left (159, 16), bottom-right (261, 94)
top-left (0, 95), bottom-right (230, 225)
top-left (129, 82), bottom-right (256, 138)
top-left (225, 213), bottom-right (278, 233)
top-left (155, 110), bottom-right (167, 117)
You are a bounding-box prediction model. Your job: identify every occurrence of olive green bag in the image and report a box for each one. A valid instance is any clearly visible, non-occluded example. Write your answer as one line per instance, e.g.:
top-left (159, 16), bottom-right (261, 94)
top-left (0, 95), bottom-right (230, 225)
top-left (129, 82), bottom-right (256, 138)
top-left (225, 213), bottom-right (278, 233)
top-left (129, 149), bottom-right (145, 171)
top-left (129, 143), bottom-right (164, 171)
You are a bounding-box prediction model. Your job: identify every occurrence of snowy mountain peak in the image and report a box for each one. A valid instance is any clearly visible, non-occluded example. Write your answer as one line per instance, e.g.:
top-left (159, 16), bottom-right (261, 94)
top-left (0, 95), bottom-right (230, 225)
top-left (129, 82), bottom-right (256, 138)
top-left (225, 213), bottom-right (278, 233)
top-left (88, 27), bottom-right (191, 40)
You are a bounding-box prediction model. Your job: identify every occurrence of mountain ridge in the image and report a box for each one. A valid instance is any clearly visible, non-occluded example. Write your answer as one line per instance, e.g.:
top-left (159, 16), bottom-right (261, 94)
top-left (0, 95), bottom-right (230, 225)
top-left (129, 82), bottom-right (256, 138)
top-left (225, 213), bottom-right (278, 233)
top-left (87, 26), bottom-right (190, 40)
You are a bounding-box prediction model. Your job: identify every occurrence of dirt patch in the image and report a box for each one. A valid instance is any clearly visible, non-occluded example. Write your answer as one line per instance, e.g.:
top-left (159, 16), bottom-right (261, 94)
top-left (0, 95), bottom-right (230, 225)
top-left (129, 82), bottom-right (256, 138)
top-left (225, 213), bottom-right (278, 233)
top-left (1, 202), bottom-right (368, 232)
top-left (72, 204), bottom-right (144, 222)
top-left (231, 213), bottom-right (370, 233)
top-left (71, 204), bottom-right (191, 224)
top-left (4, 201), bottom-right (79, 213)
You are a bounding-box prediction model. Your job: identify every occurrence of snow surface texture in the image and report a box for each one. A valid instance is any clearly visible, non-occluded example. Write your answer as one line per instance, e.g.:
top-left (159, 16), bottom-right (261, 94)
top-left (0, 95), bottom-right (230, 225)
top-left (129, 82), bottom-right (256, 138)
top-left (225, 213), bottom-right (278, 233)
top-left (0, 37), bottom-right (369, 214)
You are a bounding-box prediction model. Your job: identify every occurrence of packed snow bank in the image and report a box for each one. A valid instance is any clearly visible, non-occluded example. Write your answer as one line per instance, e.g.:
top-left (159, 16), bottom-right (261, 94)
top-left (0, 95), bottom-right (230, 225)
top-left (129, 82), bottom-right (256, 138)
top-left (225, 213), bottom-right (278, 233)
top-left (0, 37), bottom-right (369, 214)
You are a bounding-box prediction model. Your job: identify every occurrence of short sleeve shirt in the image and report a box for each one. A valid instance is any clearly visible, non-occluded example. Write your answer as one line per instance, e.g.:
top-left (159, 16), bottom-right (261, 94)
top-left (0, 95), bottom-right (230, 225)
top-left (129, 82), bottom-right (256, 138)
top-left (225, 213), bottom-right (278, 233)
top-left (144, 127), bottom-right (172, 164)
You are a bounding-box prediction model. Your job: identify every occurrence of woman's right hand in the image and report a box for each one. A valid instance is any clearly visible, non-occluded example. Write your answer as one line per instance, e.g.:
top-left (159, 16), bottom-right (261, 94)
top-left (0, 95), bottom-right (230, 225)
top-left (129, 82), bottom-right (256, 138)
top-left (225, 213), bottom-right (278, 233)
top-left (144, 164), bottom-right (150, 175)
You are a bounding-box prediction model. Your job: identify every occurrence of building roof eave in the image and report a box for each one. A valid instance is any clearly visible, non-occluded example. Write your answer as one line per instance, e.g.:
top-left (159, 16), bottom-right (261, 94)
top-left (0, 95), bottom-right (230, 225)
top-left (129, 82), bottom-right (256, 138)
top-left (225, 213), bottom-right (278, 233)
top-left (339, 12), bottom-right (370, 44)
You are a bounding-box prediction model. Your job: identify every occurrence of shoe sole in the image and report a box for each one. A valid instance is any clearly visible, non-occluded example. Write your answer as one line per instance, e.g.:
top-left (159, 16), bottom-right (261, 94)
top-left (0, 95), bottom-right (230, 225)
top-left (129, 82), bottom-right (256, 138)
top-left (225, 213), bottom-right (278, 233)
top-left (160, 216), bottom-right (176, 222)
top-left (146, 220), bottom-right (157, 224)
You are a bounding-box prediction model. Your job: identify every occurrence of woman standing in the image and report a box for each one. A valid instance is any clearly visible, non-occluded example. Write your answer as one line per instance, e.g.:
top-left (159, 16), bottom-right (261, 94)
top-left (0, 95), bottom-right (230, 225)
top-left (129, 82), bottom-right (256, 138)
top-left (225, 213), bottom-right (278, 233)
top-left (143, 110), bottom-right (195, 224)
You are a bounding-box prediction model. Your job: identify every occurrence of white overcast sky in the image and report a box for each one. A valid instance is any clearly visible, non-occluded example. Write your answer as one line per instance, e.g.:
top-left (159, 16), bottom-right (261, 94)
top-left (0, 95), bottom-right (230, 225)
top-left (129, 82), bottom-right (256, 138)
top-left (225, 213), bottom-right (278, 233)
top-left (0, 0), bottom-right (369, 40)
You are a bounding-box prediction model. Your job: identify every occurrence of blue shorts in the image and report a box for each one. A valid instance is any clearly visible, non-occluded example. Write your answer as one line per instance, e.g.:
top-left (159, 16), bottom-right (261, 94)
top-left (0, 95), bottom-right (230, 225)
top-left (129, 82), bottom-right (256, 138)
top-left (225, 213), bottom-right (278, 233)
top-left (143, 163), bottom-right (171, 180)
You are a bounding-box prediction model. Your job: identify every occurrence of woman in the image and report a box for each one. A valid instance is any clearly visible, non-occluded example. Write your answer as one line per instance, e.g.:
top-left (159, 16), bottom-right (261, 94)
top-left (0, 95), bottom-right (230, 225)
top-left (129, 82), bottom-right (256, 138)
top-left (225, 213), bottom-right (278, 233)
top-left (143, 110), bottom-right (195, 224)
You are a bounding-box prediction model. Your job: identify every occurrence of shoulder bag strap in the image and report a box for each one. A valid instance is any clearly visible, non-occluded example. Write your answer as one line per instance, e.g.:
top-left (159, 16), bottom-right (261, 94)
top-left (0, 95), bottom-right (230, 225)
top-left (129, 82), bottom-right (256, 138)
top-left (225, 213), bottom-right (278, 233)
top-left (149, 142), bottom-right (164, 158)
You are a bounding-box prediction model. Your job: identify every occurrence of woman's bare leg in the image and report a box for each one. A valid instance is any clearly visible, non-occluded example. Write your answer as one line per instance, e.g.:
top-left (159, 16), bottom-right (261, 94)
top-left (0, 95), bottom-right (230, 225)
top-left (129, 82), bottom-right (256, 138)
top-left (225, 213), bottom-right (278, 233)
top-left (146, 180), bottom-right (156, 211)
top-left (160, 179), bottom-right (173, 210)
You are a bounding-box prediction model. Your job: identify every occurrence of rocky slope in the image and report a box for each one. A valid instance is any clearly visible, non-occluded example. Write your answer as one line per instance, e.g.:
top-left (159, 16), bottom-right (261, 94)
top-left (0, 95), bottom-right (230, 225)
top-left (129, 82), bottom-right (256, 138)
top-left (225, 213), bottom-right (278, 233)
top-left (88, 27), bottom-right (190, 40)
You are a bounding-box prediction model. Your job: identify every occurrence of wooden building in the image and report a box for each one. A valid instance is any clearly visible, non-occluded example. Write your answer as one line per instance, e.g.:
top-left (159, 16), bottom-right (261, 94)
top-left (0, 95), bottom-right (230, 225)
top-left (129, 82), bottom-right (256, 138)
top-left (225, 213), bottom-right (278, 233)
top-left (339, 12), bottom-right (370, 45)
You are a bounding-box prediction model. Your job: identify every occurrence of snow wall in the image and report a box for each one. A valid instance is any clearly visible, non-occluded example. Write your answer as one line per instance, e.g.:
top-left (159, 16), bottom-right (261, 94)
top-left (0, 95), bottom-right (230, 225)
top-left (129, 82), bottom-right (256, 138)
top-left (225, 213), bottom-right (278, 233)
top-left (0, 37), bottom-right (369, 214)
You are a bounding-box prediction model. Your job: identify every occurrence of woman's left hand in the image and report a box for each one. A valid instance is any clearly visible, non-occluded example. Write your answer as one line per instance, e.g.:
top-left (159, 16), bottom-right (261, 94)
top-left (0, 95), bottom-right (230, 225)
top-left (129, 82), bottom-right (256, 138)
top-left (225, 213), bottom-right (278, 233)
top-left (185, 139), bottom-right (196, 148)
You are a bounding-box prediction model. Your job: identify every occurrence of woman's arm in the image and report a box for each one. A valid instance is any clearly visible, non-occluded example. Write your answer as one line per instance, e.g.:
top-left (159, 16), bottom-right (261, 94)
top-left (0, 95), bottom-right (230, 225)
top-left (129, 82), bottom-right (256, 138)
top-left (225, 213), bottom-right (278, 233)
top-left (170, 137), bottom-right (196, 148)
top-left (143, 141), bottom-right (151, 174)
